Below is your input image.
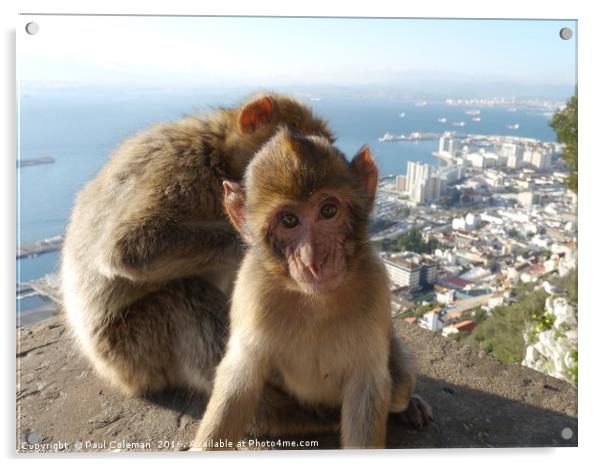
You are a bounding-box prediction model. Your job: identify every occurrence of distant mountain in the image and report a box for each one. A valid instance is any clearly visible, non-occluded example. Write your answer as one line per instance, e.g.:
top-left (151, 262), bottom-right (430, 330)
top-left (20, 77), bottom-right (575, 103)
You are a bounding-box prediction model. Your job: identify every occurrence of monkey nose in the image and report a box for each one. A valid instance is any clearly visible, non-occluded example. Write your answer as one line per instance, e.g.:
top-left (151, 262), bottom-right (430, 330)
top-left (298, 243), bottom-right (321, 279)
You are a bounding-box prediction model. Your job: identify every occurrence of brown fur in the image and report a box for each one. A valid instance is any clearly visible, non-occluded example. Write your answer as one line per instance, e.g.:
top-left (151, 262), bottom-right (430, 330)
top-left (61, 94), bottom-right (333, 397)
top-left (194, 130), bottom-right (431, 449)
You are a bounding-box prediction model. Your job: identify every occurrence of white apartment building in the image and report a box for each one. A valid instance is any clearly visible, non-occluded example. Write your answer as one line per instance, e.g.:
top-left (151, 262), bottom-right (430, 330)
top-left (518, 191), bottom-right (542, 206)
top-left (507, 153), bottom-right (522, 169)
top-left (395, 174), bottom-right (406, 192)
top-left (466, 152), bottom-right (498, 169)
top-left (406, 161), bottom-right (446, 204)
top-left (500, 143), bottom-right (518, 158)
top-left (438, 134), bottom-right (461, 157)
top-left (419, 310), bottom-right (444, 332)
top-left (383, 258), bottom-right (421, 290)
top-left (532, 151), bottom-right (552, 170)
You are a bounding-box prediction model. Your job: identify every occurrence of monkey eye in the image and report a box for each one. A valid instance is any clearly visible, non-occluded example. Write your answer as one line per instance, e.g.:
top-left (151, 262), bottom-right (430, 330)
top-left (320, 203), bottom-right (338, 219)
top-left (280, 212), bottom-right (300, 229)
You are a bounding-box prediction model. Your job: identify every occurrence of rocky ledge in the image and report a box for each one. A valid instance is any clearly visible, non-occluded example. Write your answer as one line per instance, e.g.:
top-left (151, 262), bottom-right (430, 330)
top-left (16, 314), bottom-right (577, 452)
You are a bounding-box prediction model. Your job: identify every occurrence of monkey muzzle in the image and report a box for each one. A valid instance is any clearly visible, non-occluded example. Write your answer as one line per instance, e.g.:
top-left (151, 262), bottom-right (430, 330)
top-left (288, 237), bottom-right (347, 295)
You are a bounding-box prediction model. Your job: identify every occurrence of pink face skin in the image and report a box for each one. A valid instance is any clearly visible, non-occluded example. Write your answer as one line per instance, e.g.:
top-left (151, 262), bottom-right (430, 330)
top-left (223, 145), bottom-right (377, 296)
top-left (268, 192), bottom-right (352, 295)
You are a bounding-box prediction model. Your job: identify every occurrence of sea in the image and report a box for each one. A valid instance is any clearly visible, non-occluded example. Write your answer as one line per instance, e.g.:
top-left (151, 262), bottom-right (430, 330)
top-left (17, 88), bottom-right (559, 314)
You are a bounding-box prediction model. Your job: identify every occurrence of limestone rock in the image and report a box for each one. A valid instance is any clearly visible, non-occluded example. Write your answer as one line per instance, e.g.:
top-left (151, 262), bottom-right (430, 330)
top-left (17, 314), bottom-right (577, 452)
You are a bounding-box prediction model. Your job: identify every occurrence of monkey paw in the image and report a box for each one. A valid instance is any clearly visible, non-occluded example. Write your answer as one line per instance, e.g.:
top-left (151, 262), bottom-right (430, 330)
top-left (393, 394), bottom-right (433, 430)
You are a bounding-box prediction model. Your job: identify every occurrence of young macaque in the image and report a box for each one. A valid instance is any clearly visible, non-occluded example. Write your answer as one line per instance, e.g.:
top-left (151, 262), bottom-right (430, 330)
top-left (194, 129), bottom-right (432, 449)
top-left (61, 94), bottom-right (333, 397)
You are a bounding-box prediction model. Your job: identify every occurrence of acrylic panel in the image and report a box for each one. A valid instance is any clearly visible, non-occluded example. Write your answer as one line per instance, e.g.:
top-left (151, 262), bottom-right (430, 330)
top-left (16, 15), bottom-right (577, 452)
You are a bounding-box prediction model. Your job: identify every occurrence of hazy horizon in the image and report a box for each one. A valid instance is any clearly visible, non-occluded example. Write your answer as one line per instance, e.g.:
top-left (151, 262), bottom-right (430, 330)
top-left (18, 16), bottom-right (576, 100)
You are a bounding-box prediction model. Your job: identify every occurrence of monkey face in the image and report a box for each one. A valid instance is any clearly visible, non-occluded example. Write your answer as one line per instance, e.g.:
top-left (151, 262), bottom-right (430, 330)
top-left (267, 192), bottom-right (354, 295)
top-left (224, 128), bottom-right (378, 297)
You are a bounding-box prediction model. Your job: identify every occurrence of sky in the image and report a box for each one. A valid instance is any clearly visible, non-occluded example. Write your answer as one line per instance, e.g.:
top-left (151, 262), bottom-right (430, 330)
top-left (18, 16), bottom-right (577, 93)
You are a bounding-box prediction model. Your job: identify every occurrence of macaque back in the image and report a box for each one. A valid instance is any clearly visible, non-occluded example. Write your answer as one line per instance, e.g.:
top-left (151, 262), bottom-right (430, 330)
top-left (60, 94), bottom-right (333, 397)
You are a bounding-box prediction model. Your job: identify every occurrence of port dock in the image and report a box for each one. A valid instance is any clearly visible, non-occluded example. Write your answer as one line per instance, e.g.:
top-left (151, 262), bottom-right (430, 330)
top-left (18, 272), bottom-right (62, 304)
top-left (379, 131), bottom-right (441, 143)
top-left (17, 235), bottom-right (64, 259)
top-left (431, 151), bottom-right (456, 165)
top-left (17, 157), bottom-right (55, 168)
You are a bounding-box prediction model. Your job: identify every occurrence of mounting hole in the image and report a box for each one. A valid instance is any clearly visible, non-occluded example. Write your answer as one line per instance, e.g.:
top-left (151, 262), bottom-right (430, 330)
top-left (559, 27), bottom-right (573, 40)
top-left (561, 427), bottom-right (574, 440)
top-left (25, 431), bottom-right (40, 444)
top-left (25, 22), bottom-right (39, 35)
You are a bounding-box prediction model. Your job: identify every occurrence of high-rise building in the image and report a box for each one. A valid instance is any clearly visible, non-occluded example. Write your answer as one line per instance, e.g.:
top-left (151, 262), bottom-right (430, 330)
top-left (395, 175), bottom-right (406, 192)
top-left (438, 135), bottom-right (448, 154)
top-left (405, 161), bottom-right (445, 204)
top-left (507, 153), bottom-right (522, 169)
top-left (429, 176), bottom-right (445, 201)
top-left (466, 152), bottom-right (496, 169)
top-left (409, 176), bottom-right (446, 204)
top-left (439, 164), bottom-right (466, 184)
top-left (408, 181), bottom-right (425, 204)
top-left (532, 151), bottom-right (552, 170)
top-left (438, 133), bottom-right (459, 156)
top-left (420, 259), bottom-right (438, 286)
top-left (448, 139), bottom-right (461, 156)
top-left (406, 161), bottom-right (432, 189)
top-left (500, 143), bottom-right (517, 158)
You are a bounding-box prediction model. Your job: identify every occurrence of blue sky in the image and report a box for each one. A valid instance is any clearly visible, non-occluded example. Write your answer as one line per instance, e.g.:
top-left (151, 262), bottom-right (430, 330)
top-left (18, 16), bottom-right (577, 90)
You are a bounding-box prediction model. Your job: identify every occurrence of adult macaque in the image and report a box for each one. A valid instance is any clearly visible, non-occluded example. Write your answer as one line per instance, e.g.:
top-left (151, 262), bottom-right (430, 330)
top-left (194, 129), bottom-right (432, 449)
top-left (61, 94), bottom-right (333, 397)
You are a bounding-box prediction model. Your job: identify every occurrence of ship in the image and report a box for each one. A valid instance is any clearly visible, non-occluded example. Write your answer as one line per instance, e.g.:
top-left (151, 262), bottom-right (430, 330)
top-left (399, 112), bottom-right (406, 118)
top-left (506, 123), bottom-right (520, 130)
top-left (508, 107), bottom-right (518, 112)
top-left (452, 121), bottom-right (466, 127)
top-left (437, 117), bottom-right (447, 123)
top-left (378, 132), bottom-right (396, 142)
top-left (415, 101), bottom-right (427, 107)
top-left (465, 109), bottom-right (481, 115)
top-left (472, 117), bottom-right (481, 122)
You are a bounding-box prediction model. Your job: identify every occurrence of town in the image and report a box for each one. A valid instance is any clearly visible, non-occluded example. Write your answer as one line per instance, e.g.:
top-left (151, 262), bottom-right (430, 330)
top-left (372, 131), bottom-right (577, 383)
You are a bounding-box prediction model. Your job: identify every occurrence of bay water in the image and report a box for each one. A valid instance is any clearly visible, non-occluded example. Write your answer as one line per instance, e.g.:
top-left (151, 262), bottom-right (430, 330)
top-left (17, 88), bottom-right (558, 312)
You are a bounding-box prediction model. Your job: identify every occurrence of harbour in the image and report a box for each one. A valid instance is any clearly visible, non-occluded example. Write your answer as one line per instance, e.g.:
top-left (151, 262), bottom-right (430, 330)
top-left (17, 234), bottom-right (64, 259)
top-left (379, 131), bottom-right (441, 143)
top-left (17, 156), bottom-right (55, 168)
top-left (17, 273), bottom-right (62, 327)
top-left (17, 273), bottom-right (62, 304)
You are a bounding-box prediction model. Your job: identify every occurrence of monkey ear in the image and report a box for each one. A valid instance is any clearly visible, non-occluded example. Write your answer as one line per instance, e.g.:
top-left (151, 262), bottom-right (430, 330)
top-left (351, 145), bottom-right (378, 206)
top-left (223, 181), bottom-right (247, 236)
top-left (238, 96), bottom-right (274, 134)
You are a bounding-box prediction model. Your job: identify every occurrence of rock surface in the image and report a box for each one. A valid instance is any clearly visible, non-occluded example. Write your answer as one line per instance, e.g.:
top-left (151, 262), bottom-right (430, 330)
top-left (523, 296), bottom-right (578, 384)
top-left (16, 313), bottom-right (578, 452)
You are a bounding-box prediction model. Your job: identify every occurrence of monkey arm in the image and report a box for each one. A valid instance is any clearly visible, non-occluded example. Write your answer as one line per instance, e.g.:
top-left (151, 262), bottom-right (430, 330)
top-left (104, 215), bottom-right (243, 283)
top-left (340, 364), bottom-right (392, 449)
top-left (389, 333), bottom-right (418, 412)
top-left (193, 334), bottom-right (271, 450)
